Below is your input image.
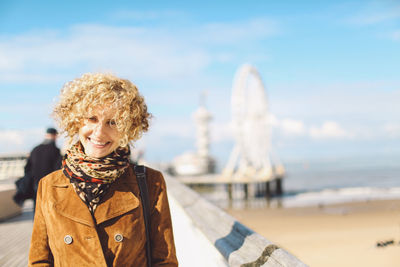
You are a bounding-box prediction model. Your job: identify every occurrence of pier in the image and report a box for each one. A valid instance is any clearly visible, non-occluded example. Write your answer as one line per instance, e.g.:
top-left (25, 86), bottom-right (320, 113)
top-left (175, 171), bottom-right (284, 202)
top-left (0, 155), bottom-right (307, 266)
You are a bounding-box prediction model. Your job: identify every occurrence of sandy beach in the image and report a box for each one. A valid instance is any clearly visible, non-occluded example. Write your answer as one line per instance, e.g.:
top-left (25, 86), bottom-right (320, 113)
top-left (226, 199), bottom-right (400, 267)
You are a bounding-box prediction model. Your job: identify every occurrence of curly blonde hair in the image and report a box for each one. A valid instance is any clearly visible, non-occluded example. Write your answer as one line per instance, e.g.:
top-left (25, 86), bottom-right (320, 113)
top-left (53, 73), bottom-right (151, 147)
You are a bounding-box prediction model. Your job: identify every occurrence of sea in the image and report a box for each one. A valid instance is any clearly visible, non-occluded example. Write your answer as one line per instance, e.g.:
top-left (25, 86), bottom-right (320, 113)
top-left (199, 155), bottom-right (400, 208)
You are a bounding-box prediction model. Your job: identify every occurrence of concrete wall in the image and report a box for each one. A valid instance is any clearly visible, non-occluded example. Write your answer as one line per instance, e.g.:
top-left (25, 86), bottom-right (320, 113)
top-left (0, 158), bottom-right (26, 180)
top-left (165, 175), bottom-right (308, 267)
top-left (0, 184), bottom-right (22, 221)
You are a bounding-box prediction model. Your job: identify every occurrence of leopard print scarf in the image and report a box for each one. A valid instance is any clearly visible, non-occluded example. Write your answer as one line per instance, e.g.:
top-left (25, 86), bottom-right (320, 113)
top-left (62, 142), bottom-right (130, 213)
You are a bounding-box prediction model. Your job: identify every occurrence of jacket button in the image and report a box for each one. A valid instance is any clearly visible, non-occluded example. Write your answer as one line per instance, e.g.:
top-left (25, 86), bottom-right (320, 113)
top-left (64, 235), bottom-right (73, 245)
top-left (114, 234), bottom-right (123, 242)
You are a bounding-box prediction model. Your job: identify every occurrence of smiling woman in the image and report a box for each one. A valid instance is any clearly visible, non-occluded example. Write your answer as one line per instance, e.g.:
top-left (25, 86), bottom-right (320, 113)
top-left (78, 106), bottom-right (121, 158)
top-left (53, 73), bottom-right (150, 147)
top-left (28, 73), bottom-right (178, 267)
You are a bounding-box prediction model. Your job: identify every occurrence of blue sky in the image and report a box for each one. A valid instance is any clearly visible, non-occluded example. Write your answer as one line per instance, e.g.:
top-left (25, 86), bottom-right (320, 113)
top-left (0, 0), bottom-right (399, 167)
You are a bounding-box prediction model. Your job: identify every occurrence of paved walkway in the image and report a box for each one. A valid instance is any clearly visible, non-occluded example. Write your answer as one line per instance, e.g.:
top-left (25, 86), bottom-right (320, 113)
top-left (0, 197), bottom-right (226, 267)
top-left (0, 200), bottom-right (33, 267)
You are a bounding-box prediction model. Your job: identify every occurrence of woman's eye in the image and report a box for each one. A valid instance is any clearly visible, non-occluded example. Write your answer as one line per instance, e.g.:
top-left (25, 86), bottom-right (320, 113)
top-left (108, 120), bottom-right (116, 126)
top-left (87, 117), bottom-right (97, 122)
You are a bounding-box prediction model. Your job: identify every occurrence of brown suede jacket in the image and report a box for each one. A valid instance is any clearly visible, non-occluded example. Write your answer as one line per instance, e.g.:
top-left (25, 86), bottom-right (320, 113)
top-left (28, 165), bottom-right (178, 267)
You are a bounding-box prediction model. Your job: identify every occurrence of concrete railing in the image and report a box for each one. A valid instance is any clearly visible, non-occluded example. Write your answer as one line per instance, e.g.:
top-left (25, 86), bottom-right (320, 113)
top-left (0, 156), bottom-right (26, 220)
top-left (0, 155), bottom-right (27, 180)
top-left (165, 174), bottom-right (308, 267)
top-left (0, 184), bottom-right (22, 220)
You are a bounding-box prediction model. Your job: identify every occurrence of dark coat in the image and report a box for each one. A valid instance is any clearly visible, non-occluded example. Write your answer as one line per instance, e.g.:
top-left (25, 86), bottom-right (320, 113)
top-left (25, 139), bottom-right (62, 190)
top-left (28, 166), bottom-right (178, 266)
top-left (13, 140), bottom-right (62, 206)
top-left (13, 173), bottom-right (34, 206)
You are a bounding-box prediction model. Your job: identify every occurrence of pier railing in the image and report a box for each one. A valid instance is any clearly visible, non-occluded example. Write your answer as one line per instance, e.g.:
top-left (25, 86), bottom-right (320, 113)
top-left (165, 174), bottom-right (308, 267)
top-left (0, 155), bottom-right (27, 181)
top-left (0, 155), bottom-right (28, 220)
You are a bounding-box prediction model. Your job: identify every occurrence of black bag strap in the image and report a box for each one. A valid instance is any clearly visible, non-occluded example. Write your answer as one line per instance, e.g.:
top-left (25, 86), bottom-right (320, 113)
top-left (134, 165), bottom-right (152, 267)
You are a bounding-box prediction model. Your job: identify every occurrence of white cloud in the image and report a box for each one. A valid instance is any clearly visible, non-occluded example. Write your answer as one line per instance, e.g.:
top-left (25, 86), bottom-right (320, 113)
top-left (0, 128), bottom-right (43, 154)
top-left (0, 130), bottom-right (24, 146)
top-left (347, 4), bottom-right (400, 25)
top-left (390, 30), bottom-right (400, 41)
top-left (343, 3), bottom-right (400, 42)
top-left (272, 82), bottom-right (400, 123)
top-left (384, 123), bottom-right (400, 138)
top-left (0, 18), bottom-right (278, 84)
top-left (270, 116), bottom-right (352, 140)
top-left (208, 114), bottom-right (307, 142)
top-left (145, 117), bottom-right (234, 145)
top-left (149, 118), bottom-right (195, 139)
top-left (279, 118), bottom-right (306, 136)
top-left (268, 114), bottom-right (306, 137)
top-left (0, 73), bottom-right (65, 83)
top-left (0, 25), bottom-right (210, 83)
top-left (200, 18), bottom-right (278, 44)
top-left (110, 10), bottom-right (184, 21)
top-left (309, 121), bottom-right (352, 139)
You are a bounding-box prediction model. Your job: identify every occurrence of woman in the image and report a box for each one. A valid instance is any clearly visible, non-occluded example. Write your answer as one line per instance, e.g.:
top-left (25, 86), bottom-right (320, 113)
top-left (29, 73), bottom-right (178, 266)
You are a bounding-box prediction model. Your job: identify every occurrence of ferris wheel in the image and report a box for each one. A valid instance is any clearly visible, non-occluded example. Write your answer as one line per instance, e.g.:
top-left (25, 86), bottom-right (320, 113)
top-left (223, 64), bottom-right (274, 180)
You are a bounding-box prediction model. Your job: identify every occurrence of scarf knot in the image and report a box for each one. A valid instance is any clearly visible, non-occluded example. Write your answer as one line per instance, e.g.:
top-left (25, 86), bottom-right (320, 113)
top-left (62, 142), bottom-right (130, 213)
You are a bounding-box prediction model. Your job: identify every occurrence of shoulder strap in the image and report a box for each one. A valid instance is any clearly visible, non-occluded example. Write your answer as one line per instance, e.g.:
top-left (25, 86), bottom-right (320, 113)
top-left (134, 165), bottom-right (152, 267)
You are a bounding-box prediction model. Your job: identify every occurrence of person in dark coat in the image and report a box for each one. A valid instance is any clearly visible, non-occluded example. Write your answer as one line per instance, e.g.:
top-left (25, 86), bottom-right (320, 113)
top-left (24, 127), bottom-right (62, 207)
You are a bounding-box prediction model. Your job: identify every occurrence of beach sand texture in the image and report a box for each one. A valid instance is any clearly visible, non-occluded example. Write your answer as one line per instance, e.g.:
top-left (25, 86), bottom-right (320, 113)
top-left (227, 199), bottom-right (400, 267)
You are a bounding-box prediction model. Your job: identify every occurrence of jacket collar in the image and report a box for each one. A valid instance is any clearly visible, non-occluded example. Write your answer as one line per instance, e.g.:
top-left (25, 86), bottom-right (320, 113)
top-left (42, 139), bottom-right (56, 145)
top-left (53, 166), bottom-right (140, 227)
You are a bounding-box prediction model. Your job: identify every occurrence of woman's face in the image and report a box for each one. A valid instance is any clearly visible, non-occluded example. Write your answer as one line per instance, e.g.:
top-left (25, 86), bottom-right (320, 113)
top-left (79, 106), bottom-right (121, 158)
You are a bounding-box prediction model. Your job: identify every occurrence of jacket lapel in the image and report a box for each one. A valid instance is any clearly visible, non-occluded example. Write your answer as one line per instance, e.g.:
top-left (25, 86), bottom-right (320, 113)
top-left (94, 166), bottom-right (140, 225)
top-left (52, 166), bottom-right (140, 227)
top-left (53, 182), bottom-right (95, 227)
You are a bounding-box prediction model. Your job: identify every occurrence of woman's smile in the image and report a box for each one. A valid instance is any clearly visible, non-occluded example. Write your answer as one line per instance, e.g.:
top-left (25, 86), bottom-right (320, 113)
top-left (88, 138), bottom-right (111, 147)
top-left (79, 106), bottom-right (121, 158)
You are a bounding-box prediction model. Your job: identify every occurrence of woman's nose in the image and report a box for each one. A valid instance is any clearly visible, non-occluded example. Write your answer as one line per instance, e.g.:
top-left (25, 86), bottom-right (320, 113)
top-left (92, 122), bottom-right (106, 137)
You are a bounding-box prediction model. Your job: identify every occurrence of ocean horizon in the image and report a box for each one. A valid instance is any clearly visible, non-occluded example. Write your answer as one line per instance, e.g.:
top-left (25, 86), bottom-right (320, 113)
top-left (196, 155), bottom-right (400, 208)
top-left (278, 157), bottom-right (400, 207)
